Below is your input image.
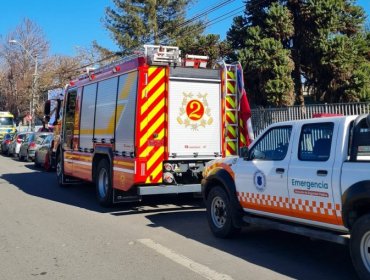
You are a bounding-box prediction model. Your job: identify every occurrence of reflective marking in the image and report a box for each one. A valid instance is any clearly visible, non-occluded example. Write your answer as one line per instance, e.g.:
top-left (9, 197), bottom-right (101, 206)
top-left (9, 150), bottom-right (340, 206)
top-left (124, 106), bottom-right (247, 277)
top-left (65, 159), bottom-right (92, 166)
top-left (113, 167), bottom-right (134, 174)
top-left (137, 239), bottom-right (233, 280)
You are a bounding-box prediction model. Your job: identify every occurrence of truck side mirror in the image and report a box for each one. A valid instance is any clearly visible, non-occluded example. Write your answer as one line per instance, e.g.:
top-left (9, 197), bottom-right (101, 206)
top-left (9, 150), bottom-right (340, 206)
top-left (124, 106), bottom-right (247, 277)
top-left (241, 146), bottom-right (249, 160)
top-left (44, 100), bottom-right (51, 115)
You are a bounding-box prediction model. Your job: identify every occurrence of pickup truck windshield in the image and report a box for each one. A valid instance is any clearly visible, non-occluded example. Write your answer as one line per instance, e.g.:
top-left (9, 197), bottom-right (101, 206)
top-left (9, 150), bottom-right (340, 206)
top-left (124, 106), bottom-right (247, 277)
top-left (0, 117), bottom-right (13, 126)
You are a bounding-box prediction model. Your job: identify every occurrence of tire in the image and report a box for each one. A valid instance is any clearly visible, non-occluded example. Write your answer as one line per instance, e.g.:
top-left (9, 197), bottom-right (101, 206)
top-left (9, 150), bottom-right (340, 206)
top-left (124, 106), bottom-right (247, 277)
top-left (350, 214), bottom-right (370, 280)
top-left (44, 154), bottom-right (51, 172)
top-left (25, 151), bottom-right (30, 162)
top-left (206, 185), bottom-right (241, 238)
top-left (95, 159), bottom-right (113, 207)
top-left (34, 157), bottom-right (40, 167)
top-left (56, 153), bottom-right (66, 187)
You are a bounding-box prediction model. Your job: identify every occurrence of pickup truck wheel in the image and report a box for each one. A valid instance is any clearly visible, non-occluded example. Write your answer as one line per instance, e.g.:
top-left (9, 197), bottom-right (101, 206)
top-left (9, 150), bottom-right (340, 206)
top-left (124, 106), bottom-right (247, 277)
top-left (350, 214), bottom-right (370, 280)
top-left (96, 159), bottom-right (113, 207)
top-left (206, 186), bottom-right (240, 238)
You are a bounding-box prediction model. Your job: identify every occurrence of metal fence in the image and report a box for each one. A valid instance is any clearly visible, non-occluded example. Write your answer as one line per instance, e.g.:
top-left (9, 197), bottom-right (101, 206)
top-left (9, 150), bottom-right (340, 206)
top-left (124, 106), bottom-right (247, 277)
top-left (251, 102), bottom-right (370, 137)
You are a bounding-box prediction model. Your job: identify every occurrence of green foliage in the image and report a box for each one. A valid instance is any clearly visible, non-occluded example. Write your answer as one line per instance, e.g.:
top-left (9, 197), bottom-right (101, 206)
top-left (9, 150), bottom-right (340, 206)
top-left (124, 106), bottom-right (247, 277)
top-left (228, 0), bottom-right (370, 106)
top-left (237, 4), bottom-right (295, 106)
top-left (179, 34), bottom-right (232, 67)
top-left (105, 0), bottom-right (204, 54)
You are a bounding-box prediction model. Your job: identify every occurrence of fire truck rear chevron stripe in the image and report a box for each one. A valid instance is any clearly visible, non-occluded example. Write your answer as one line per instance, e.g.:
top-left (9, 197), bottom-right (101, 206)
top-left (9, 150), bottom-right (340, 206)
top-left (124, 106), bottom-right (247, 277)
top-left (140, 113), bottom-right (165, 147)
top-left (141, 83), bottom-right (165, 115)
top-left (138, 66), bottom-right (166, 184)
top-left (239, 117), bottom-right (247, 146)
top-left (140, 98), bottom-right (165, 130)
top-left (142, 68), bottom-right (165, 98)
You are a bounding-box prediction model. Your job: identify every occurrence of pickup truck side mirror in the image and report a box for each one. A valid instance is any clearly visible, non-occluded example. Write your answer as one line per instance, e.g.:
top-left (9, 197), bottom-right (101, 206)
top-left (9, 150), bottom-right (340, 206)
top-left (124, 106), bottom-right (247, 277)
top-left (241, 146), bottom-right (249, 160)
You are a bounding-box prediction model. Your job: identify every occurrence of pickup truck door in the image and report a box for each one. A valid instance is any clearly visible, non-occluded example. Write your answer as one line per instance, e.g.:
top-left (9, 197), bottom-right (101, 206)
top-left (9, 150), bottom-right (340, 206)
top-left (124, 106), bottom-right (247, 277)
top-left (287, 121), bottom-right (341, 227)
top-left (234, 125), bottom-right (293, 217)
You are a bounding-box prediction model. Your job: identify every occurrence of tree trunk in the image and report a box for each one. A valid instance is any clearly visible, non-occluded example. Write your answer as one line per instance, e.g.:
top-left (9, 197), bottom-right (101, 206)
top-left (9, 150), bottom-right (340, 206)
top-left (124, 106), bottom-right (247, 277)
top-left (288, 0), bottom-right (304, 106)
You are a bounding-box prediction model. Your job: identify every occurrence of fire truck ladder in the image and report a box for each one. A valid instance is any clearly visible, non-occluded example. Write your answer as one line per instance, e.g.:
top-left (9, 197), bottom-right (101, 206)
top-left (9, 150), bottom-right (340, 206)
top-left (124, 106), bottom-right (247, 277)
top-left (220, 62), bottom-right (240, 156)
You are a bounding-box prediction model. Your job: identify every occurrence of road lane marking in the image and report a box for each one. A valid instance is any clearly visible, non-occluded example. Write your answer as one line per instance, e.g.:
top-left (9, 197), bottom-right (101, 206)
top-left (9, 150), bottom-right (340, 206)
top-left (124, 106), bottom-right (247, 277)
top-left (137, 238), bottom-right (233, 280)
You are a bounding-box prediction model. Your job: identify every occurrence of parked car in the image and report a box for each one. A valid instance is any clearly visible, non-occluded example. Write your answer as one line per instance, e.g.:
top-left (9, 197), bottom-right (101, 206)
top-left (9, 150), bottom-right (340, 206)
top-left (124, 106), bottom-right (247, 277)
top-left (1, 133), bottom-right (13, 155)
top-left (8, 132), bottom-right (31, 157)
top-left (34, 134), bottom-right (54, 171)
top-left (19, 132), bottom-right (52, 162)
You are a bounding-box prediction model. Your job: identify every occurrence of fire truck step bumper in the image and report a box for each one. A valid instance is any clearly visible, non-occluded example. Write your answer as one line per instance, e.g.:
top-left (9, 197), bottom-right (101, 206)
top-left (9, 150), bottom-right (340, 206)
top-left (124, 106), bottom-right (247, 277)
top-left (138, 184), bottom-right (201, 196)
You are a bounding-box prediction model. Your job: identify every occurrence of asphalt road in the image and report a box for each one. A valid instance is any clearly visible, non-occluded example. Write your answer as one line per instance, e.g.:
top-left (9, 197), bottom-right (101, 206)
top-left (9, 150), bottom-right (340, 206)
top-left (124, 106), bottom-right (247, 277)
top-left (0, 155), bottom-right (358, 280)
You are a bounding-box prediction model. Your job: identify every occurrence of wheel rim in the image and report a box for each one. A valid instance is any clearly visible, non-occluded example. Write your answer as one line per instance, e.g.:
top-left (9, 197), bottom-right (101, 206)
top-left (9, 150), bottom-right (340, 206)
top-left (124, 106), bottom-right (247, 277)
top-left (98, 167), bottom-right (108, 198)
top-left (360, 231), bottom-right (370, 272)
top-left (56, 160), bottom-right (62, 178)
top-left (211, 196), bottom-right (227, 228)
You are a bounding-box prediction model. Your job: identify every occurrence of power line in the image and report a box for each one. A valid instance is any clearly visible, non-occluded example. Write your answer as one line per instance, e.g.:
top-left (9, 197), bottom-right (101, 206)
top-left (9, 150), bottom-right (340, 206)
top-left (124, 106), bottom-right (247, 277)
top-left (155, 0), bottom-right (237, 42)
top-left (68, 0), bottom-right (269, 75)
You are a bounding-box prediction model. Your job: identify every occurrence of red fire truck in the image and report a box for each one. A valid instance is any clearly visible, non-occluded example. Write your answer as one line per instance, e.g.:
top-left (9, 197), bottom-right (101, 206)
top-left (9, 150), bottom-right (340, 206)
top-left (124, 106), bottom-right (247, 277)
top-left (45, 45), bottom-right (253, 206)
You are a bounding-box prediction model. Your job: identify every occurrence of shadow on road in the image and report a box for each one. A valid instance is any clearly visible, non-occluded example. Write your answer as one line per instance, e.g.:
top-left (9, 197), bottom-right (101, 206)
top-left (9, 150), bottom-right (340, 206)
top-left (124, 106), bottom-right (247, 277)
top-left (0, 161), bottom-right (358, 279)
top-left (0, 164), bottom-right (203, 214)
top-left (145, 210), bottom-right (358, 280)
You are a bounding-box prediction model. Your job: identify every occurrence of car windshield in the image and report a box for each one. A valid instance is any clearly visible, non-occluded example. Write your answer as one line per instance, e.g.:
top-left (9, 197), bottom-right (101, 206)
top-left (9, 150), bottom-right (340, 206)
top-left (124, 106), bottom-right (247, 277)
top-left (0, 117), bottom-right (13, 126)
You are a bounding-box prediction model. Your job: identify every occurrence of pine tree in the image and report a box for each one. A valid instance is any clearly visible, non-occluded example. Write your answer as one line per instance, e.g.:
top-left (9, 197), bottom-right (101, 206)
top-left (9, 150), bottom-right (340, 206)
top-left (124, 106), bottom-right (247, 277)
top-left (228, 0), bottom-right (369, 106)
top-left (301, 0), bottom-right (368, 103)
top-left (105, 0), bottom-right (204, 54)
top-left (233, 2), bottom-right (295, 106)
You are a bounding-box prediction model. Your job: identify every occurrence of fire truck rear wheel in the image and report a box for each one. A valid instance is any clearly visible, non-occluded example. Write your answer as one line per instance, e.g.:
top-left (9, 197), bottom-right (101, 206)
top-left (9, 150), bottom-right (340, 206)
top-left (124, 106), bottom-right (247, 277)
top-left (350, 214), bottom-right (370, 280)
top-left (96, 159), bottom-right (113, 207)
top-left (56, 153), bottom-right (66, 187)
top-left (206, 185), bottom-right (241, 238)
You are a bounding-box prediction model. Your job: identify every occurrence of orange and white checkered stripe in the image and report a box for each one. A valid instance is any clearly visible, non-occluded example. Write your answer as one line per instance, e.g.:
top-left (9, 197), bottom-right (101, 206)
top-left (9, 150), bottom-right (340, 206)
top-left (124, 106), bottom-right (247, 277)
top-left (237, 192), bottom-right (343, 226)
top-left (137, 66), bottom-right (166, 184)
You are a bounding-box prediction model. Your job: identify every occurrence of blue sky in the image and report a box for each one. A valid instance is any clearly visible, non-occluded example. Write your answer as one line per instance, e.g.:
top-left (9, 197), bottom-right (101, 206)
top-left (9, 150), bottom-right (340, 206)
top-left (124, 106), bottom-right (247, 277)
top-left (0, 0), bottom-right (369, 56)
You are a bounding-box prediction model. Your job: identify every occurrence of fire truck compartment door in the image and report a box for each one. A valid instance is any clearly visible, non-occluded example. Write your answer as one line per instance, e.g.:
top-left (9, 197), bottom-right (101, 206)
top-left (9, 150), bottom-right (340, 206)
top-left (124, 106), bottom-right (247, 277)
top-left (168, 77), bottom-right (221, 158)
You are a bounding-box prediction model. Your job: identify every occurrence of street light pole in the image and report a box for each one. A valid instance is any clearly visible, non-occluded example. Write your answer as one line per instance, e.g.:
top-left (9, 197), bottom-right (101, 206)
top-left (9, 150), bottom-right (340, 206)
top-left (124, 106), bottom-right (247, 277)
top-left (9, 39), bottom-right (38, 131)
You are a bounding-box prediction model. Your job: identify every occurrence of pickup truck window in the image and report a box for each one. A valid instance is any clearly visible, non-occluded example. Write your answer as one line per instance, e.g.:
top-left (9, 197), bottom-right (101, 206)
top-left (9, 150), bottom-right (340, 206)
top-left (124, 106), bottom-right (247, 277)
top-left (353, 118), bottom-right (370, 161)
top-left (249, 126), bottom-right (292, 161)
top-left (298, 122), bottom-right (334, 161)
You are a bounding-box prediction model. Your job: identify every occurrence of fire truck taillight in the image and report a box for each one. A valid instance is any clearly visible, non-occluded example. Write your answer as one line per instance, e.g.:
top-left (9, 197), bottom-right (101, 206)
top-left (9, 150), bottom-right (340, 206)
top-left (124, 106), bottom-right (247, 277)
top-left (164, 163), bottom-right (173, 171)
top-left (163, 172), bottom-right (175, 184)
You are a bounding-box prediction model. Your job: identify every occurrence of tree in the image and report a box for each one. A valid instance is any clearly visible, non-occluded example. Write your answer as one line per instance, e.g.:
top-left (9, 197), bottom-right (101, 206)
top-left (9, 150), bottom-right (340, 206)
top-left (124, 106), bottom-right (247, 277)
top-left (104, 0), bottom-right (204, 54)
top-left (228, 0), bottom-right (369, 106)
top-left (0, 18), bottom-right (49, 119)
top-left (233, 2), bottom-right (295, 106)
top-left (180, 34), bottom-right (232, 67)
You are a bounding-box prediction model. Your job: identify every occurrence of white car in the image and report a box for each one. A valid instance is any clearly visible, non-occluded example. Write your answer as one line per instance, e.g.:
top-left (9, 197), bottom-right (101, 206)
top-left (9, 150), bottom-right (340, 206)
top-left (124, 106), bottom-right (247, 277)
top-left (7, 132), bottom-right (31, 157)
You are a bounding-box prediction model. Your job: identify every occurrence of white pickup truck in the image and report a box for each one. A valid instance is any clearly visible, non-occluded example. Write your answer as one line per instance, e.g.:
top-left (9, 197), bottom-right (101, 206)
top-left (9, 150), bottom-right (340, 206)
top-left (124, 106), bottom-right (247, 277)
top-left (202, 114), bottom-right (370, 279)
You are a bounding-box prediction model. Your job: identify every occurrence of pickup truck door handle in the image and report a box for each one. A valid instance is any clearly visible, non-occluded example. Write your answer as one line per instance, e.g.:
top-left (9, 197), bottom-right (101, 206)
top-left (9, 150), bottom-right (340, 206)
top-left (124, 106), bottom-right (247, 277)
top-left (317, 170), bottom-right (328, 176)
top-left (276, 168), bottom-right (285, 174)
